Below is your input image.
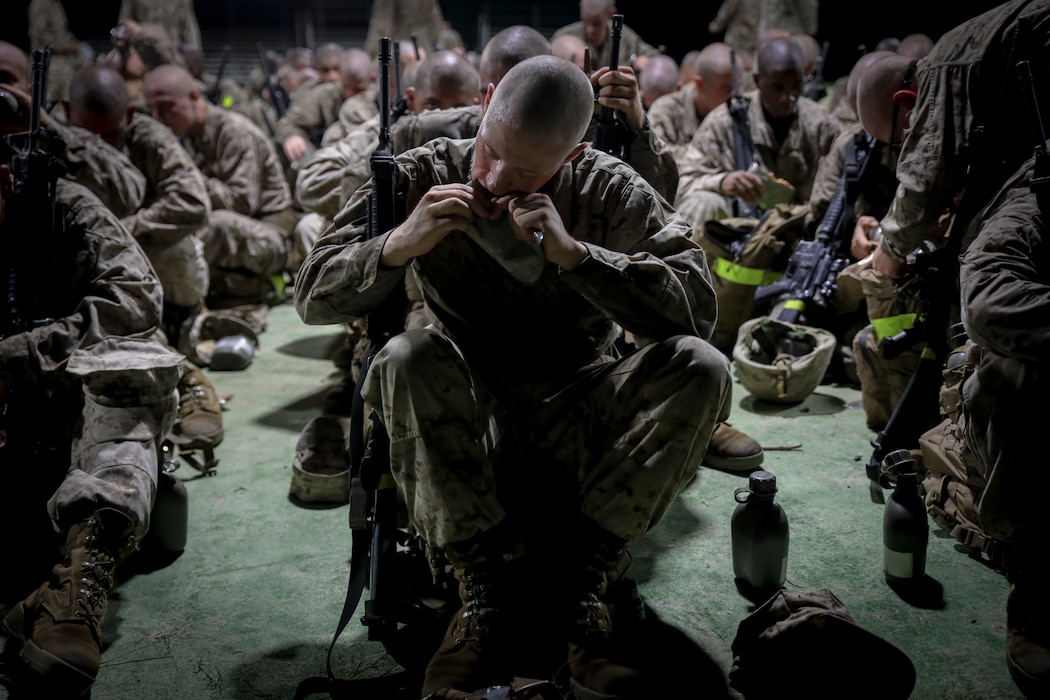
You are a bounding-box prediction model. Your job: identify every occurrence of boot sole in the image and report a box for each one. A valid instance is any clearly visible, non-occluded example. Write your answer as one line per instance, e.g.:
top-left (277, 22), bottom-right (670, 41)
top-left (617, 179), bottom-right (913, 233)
top-left (702, 451), bottom-right (764, 473)
top-left (3, 603), bottom-right (97, 696)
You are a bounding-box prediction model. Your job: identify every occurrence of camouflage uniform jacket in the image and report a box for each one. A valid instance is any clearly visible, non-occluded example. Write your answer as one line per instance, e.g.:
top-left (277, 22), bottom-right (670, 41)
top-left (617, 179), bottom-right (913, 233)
top-left (274, 81), bottom-right (345, 152)
top-left (878, 0), bottom-right (1050, 264)
top-left (48, 121), bottom-right (148, 219)
top-left (647, 83), bottom-right (702, 166)
top-left (0, 179), bottom-right (172, 387)
top-left (552, 20), bottom-right (662, 70)
top-left (321, 84), bottom-right (381, 146)
top-left (27, 0), bottom-right (77, 54)
top-left (183, 103), bottom-right (294, 218)
top-left (757, 0), bottom-right (818, 36)
top-left (710, 0), bottom-right (761, 54)
top-left (119, 0), bottom-right (202, 49)
top-left (296, 114), bottom-right (380, 220)
top-left (295, 137), bottom-right (716, 383)
top-left (120, 112), bottom-right (210, 248)
top-left (677, 89), bottom-right (841, 204)
top-left (363, 0), bottom-right (448, 58)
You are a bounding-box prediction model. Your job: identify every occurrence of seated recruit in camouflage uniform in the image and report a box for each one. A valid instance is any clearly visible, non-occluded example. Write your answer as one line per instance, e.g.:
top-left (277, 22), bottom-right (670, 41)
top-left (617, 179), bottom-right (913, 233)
top-left (869, 3), bottom-right (1050, 695)
top-left (0, 163), bottom-right (182, 695)
top-left (296, 55), bottom-right (731, 698)
top-left (674, 36), bottom-right (841, 231)
top-left (551, 0), bottom-right (663, 72)
top-left (274, 48), bottom-right (377, 166)
top-left (60, 65), bottom-right (210, 340)
top-left (647, 41), bottom-right (738, 168)
top-left (143, 64), bottom-right (301, 307)
top-left (295, 50), bottom-right (481, 259)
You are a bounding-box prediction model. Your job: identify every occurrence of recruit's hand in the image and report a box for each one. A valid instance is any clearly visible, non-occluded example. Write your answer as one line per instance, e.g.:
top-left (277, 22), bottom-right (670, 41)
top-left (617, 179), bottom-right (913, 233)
top-left (852, 215), bottom-right (881, 260)
top-left (507, 192), bottom-right (588, 270)
top-left (591, 65), bottom-right (645, 131)
top-left (721, 169), bottom-right (765, 201)
top-left (283, 136), bottom-right (308, 164)
top-left (381, 182), bottom-right (487, 267)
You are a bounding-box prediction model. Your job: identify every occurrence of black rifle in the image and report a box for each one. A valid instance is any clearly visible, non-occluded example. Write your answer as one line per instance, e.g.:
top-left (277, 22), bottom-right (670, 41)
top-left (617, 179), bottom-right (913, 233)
top-left (805, 41), bottom-right (830, 102)
top-left (257, 44), bottom-right (290, 120)
top-left (728, 48), bottom-right (760, 219)
top-left (203, 44), bottom-right (231, 106)
top-left (1, 47), bottom-right (66, 342)
top-left (389, 40), bottom-right (410, 123)
top-left (593, 13), bottom-right (629, 162)
top-left (321, 38), bottom-right (411, 684)
top-left (754, 130), bottom-right (877, 323)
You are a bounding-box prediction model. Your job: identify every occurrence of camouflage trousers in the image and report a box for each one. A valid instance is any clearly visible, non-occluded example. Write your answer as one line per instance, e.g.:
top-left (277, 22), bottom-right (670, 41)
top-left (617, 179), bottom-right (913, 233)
top-left (361, 328), bottom-right (732, 548)
top-left (141, 235), bottom-right (210, 310)
top-left (197, 209), bottom-right (293, 280)
top-left (46, 342), bottom-right (182, 539)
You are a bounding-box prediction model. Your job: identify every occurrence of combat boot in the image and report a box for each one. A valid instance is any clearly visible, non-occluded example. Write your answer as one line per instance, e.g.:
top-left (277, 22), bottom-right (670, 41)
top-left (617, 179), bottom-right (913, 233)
top-left (1006, 543), bottom-right (1050, 698)
top-left (566, 519), bottom-right (643, 699)
top-left (421, 532), bottom-right (520, 697)
top-left (701, 422), bottom-right (763, 473)
top-left (2, 508), bottom-right (137, 696)
top-left (167, 361), bottom-right (223, 472)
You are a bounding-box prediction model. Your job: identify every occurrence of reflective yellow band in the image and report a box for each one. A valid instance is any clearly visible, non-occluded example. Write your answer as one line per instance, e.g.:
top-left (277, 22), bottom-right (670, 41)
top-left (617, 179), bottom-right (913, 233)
top-left (378, 473), bottom-right (397, 490)
top-left (871, 313), bottom-right (917, 340)
top-left (712, 257), bottom-right (782, 286)
top-left (921, 346), bottom-right (937, 360)
top-left (783, 299), bottom-right (805, 312)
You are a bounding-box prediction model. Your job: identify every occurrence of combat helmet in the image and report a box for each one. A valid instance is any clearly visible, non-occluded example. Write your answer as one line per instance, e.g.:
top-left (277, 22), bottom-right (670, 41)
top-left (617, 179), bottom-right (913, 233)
top-left (733, 316), bottom-right (836, 403)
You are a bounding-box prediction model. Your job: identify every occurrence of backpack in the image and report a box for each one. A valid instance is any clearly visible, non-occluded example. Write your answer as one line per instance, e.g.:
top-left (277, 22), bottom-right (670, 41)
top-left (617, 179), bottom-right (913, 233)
top-left (916, 341), bottom-right (1007, 573)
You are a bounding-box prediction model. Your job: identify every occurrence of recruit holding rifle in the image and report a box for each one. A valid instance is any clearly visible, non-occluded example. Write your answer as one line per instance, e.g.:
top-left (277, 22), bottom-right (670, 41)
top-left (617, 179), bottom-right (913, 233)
top-left (728, 48), bottom-right (760, 219)
top-left (593, 13), bottom-right (629, 162)
top-left (754, 130), bottom-right (877, 324)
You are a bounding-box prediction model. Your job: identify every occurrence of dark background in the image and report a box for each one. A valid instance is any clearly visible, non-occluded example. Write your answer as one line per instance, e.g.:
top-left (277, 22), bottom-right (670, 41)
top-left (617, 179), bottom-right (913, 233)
top-left (3, 0), bottom-right (1006, 81)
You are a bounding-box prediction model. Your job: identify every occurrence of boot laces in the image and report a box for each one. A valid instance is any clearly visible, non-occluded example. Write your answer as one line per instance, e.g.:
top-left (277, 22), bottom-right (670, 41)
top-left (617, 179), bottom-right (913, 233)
top-left (74, 529), bottom-right (116, 622)
top-left (178, 379), bottom-right (211, 418)
top-left (454, 573), bottom-right (495, 646)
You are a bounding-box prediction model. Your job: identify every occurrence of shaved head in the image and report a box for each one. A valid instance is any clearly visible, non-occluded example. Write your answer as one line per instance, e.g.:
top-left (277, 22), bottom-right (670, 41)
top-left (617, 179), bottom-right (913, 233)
top-left (65, 65), bottom-right (132, 147)
top-left (857, 53), bottom-right (918, 145)
top-left (479, 25), bottom-right (551, 90)
top-left (487, 54), bottom-right (593, 146)
top-left (143, 63), bottom-right (196, 96)
top-left (142, 63), bottom-right (203, 136)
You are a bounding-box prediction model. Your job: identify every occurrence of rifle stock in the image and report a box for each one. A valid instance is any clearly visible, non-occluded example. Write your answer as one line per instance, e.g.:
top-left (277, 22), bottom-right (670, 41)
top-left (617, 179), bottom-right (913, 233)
top-left (593, 14), bottom-right (627, 161)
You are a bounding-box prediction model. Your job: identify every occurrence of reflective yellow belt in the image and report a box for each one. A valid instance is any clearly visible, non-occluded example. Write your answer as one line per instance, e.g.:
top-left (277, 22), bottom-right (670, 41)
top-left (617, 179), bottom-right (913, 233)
top-left (871, 313), bottom-right (917, 340)
top-left (711, 257), bottom-right (783, 286)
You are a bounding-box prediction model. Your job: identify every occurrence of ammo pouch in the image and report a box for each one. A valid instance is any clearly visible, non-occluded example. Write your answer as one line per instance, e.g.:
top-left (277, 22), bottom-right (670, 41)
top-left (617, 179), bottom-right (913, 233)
top-left (698, 204), bottom-right (809, 353)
